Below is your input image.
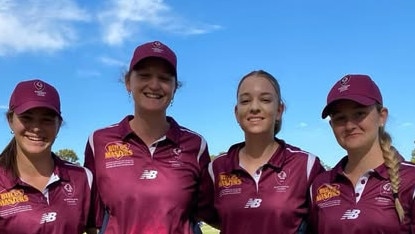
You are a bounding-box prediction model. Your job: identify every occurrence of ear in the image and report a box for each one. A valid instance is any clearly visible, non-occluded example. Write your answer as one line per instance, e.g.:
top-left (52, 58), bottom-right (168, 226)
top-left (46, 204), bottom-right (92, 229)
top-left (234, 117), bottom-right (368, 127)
top-left (379, 107), bottom-right (388, 126)
top-left (329, 119), bottom-right (333, 128)
top-left (125, 71), bottom-right (132, 92)
top-left (7, 113), bottom-right (14, 131)
top-left (234, 105), bottom-right (239, 123)
top-left (276, 102), bottom-right (285, 119)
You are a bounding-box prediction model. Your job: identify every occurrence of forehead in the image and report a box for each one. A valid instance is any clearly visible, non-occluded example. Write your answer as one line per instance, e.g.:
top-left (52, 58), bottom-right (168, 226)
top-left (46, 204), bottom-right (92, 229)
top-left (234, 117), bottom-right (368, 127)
top-left (238, 75), bottom-right (277, 95)
top-left (18, 107), bottom-right (58, 116)
top-left (134, 57), bottom-right (174, 74)
top-left (329, 100), bottom-right (369, 113)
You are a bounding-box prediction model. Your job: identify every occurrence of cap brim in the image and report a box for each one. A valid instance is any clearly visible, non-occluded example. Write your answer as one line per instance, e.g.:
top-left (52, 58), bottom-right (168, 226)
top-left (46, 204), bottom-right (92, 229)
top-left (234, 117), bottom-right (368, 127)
top-left (321, 95), bottom-right (377, 119)
top-left (13, 101), bottom-right (61, 116)
top-left (131, 56), bottom-right (177, 75)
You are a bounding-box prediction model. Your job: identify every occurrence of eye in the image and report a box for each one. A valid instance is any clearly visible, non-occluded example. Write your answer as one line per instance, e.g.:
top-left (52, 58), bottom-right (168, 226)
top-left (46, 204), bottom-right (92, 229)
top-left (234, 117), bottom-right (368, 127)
top-left (136, 72), bottom-right (151, 80)
top-left (330, 115), bottom-right (347, 125)
top-left (158, 74), bottom-right (174, 82)
top-left (17, 113), bottom-right (33, 122)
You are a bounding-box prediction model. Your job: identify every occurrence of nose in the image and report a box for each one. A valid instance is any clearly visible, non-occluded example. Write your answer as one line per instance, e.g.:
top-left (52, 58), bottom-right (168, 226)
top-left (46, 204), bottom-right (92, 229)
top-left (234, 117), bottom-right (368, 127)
top-left (148, 76), bottom-right (161, 89)
top-left (343, 117), bottom-right (358, 130)
top-left (249, 100), bottom-right (260, 114)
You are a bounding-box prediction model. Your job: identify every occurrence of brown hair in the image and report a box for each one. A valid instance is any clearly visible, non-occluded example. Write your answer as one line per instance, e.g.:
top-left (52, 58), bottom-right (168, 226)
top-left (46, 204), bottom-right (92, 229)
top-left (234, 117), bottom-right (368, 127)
top-left (0, 111), bottom-right (18, 178)
top-left (377, 105), bottom-right (404, 222)
top-left (236, 70), bottom-right (285, 135)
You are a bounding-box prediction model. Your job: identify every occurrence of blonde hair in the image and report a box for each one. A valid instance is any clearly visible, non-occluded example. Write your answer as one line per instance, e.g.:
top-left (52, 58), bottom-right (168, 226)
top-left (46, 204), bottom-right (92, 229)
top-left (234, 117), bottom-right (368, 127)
top-left (378, 106), bottom-right (404, 222)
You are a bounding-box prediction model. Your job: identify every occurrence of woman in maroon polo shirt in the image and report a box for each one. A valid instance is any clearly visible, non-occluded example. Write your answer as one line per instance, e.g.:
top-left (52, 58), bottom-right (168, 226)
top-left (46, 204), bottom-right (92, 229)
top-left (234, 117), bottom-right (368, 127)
top-left (209, 70), bottom-right (325, 234)
top-left (0, 79), bottom-right (93, 234)
top-left (84, 41), bottom-right (217, 234)
top-left (309, 74), bottom-right (415, 233)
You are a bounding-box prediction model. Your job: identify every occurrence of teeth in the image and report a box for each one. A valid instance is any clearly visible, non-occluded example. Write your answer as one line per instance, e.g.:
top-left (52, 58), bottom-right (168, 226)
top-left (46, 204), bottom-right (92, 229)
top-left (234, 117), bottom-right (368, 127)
top-left (27, 136), bottom-right (43, 141)
top-left (145, 93), bottom-right (162, 99)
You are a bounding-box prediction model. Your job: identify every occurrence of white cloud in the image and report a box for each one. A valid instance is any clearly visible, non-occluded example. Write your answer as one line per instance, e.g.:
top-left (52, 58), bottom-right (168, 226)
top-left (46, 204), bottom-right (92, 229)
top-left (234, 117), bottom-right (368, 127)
top-left (0, 0), bottom-right (89, 55)
top-left (98, 0), bottom-right (221, 45)
top-left (0, 105), bottom-right (8, 110)
top-left (99, 56), bottom-right (126, 67)
top-left (400, 122), bottom-right (414, 128)
top-left (297, 122), bottom-right (308, 128)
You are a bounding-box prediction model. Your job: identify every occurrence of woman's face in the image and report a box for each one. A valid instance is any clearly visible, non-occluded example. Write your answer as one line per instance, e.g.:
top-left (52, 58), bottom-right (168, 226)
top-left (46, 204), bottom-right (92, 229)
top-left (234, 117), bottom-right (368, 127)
top-left (235, 75), bottom-right (283, 137)
top-left (8, 107), bottom-right (61, 157)
top-left (329, 100), bottom-right (387, 153)
top-left (126, 58), bottom-right (176, 115)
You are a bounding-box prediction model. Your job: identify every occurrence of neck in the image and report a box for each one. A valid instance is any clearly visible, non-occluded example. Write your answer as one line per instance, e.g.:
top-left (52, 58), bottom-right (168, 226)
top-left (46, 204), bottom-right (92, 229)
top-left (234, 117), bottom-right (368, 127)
top-left (345, 143), bottom-right (384, 173)
top-left (243, 134), bottom-right (277, 158)
top-left (344, 143), bottom-right (384, 185)
top-left (16, 151), bottom-right (54, 177)
top-left (130, 113), bottom-right (170, 146)
top-left (239, 135), bottom-right (279, 176)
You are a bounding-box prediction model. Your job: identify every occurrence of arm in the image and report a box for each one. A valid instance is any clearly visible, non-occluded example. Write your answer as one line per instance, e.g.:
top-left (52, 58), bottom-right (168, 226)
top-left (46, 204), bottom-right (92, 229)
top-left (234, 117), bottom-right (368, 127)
top-left (195, 142), bottom-right (220, 229)
top-left (84, 137), bottom-right (104, 231)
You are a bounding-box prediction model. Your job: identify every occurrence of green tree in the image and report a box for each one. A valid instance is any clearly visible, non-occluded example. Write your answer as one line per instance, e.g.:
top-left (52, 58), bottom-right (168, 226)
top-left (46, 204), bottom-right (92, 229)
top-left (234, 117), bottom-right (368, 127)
top-left (411, 141), bottom-right (415, 163)
top-left (55, 149), bottom-right (79, 165)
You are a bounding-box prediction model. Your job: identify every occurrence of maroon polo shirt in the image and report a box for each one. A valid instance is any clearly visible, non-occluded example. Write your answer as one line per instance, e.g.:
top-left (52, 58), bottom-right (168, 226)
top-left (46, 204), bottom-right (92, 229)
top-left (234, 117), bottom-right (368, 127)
top-left (209, 139), bottom-right (325, 234)
top-left (309, 156), bottom-right (415, 233)
top-left (0, 156), bottom-right (93, 234)
top-left (84, 116), bottom-right (215, 234)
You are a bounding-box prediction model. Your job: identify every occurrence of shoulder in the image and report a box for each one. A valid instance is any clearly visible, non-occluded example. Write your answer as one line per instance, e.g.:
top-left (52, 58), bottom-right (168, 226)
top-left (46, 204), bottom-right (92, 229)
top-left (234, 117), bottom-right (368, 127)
top-left (90, 116), bottom-right (131, 137)
top-left (281, 142), bottom-right (321, 166)
top-left (55, 157), bottom-right (93, 181)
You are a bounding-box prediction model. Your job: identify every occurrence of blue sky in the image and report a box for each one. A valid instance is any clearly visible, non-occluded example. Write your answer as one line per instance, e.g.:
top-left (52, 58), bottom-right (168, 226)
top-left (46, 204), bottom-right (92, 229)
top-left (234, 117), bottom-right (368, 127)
top-left (1, 0), bottom-right (414, 167)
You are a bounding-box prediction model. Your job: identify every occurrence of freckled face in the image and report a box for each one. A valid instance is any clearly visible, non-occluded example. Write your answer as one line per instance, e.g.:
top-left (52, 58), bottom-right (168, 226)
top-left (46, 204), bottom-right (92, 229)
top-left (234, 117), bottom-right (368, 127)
top-left (8, 107), bottom-right (61, 156)
top-left (126, 58), bottom-right (176, 115)
top-left (235, 75), bottom-right (283, 136)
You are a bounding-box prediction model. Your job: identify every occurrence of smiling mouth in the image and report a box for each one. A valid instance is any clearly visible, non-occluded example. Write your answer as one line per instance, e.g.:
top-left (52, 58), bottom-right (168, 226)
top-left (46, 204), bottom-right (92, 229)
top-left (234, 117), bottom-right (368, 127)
top-left (26, 136), bottom-right (45, 141)
top-left (248, 117), bottom-right (264, 121)
top-left (144, 92), bottom-right (163, 99)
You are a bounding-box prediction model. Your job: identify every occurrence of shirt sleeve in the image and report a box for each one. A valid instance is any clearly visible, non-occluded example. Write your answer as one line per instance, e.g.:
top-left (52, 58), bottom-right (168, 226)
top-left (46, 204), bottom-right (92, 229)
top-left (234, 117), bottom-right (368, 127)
top-left (84, 136), bottom-right (105, 229)
top-left (194, 142), bottom-right (220, 229)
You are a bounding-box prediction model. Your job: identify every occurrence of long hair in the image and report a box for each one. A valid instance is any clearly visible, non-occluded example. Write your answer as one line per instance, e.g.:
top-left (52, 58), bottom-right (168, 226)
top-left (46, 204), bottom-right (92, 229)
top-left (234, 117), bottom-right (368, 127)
top-left (377, 105), bottom-right (404, 222)
top-left (0, 111), bottom-right (18, 178)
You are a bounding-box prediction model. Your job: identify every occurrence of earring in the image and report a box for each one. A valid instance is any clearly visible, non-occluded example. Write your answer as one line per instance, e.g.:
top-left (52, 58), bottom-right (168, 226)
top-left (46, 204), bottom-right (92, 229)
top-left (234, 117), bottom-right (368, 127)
top-left (10, 130), bottom-right (14, 134)
top-left (170, 99), bottom-right (174, 107)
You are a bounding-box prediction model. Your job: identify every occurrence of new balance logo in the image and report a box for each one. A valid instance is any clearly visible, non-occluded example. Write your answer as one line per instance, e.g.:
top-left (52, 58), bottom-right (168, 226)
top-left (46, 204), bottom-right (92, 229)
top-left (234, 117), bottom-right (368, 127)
top-left (140, 170), bottom-right (158, 179)
top-left (244, 198), bottom-right (262, 208)
top-left (341, 209), bottom-right (360, 220)
top-left (40, 212), bottom-right (57, 224)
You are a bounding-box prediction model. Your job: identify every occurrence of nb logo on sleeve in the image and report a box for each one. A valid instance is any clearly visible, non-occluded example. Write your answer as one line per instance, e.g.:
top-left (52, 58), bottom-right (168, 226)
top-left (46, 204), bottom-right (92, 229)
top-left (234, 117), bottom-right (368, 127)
top-left (341, 209), bottom-right (360, 220)
top-left (40, 212), bottom-right (57, 224)
top-left (244, 198), bottom-right (262, 208)
top-left (140, 170), bottom-right (158, 179)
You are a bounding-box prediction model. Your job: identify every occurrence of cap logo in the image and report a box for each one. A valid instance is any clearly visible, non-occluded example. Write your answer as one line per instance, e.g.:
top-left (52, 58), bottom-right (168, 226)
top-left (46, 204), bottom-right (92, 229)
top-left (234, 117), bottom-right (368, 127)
top-left (33, 80), bottom-right (47, 97)
top-left (338, 75), bottom-right (350, 93)
top-left (152, 41), bottom-right (164, 53)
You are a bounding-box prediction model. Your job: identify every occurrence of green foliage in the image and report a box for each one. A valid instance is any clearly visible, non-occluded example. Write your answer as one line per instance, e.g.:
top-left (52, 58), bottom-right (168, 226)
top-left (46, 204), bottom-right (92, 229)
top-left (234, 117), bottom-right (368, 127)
top-left (411, 141), bottom-right (415, 163)
top-left (55, 149), bottom-right (79, 165)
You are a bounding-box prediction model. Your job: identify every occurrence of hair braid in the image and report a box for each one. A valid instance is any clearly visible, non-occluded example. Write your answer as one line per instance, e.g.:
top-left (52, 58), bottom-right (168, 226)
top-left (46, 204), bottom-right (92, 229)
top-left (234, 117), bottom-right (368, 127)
top-left (379, 126), bottom-right (404, 222)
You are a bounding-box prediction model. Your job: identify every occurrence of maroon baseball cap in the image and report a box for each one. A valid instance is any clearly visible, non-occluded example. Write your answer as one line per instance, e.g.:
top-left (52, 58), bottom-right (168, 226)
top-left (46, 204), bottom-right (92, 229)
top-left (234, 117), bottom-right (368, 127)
top-left (321, 74), bottom-right (382, 119)
top-left (9, 79), bottom-right (61, 116)
top-left (129, 41), bottom-right (177, 74)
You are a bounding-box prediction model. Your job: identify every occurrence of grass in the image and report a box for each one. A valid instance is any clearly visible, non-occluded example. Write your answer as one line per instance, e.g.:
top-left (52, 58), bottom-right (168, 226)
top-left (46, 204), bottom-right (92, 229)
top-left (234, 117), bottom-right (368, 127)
top-left (200, 223), bottom-right (220, 234)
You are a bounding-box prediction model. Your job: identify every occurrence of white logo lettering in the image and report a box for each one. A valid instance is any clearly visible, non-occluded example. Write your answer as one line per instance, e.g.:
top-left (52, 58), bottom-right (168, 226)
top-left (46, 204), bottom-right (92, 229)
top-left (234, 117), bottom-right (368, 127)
top-left (40, 212), bottom-right (57, 223)
top-left (341, 209), bottom-right (360, 220)
top-left (244, 198), bottom-right (262, 208)
top-left (140, 170), bottom-right (158, 179)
